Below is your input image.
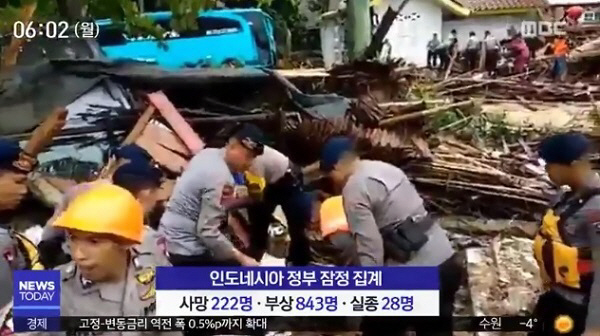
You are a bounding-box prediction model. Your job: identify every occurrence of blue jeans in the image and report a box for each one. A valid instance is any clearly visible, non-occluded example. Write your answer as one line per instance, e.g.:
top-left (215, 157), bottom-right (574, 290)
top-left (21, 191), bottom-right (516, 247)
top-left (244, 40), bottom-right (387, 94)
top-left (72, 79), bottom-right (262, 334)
top-left (553, 56), bottom-right (567, 79)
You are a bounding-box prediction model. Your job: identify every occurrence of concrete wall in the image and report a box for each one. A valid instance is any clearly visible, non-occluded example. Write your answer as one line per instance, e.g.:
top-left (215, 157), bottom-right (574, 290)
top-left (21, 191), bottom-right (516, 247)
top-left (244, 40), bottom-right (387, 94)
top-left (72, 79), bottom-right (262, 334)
top-left (374, 0), bottom-right (442, 66)
top-left (442, 14), bottom-right (532, 49)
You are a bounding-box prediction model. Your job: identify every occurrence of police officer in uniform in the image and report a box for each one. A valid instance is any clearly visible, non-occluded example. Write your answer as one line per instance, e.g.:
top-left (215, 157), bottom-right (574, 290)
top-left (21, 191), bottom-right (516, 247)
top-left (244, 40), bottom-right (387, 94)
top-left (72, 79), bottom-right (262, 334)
top-left (319, 136), bottom-right (463, 336)
top-left (0, 138), bottom-right (44, 272)
top-left (39, 145), bottom-right (170, 268)
top-left (532, 133), bottom-right (600, 336)
top-left (160, 124), bottom-right (265, 267)
top-left (50, 183), bottom-right (170, 334)
top-left (112, 161), bottom-right (170, 267)
top-left (0, 138), bottom-right (44, 335)
top-left (245, 145), bottom-right (313, 266)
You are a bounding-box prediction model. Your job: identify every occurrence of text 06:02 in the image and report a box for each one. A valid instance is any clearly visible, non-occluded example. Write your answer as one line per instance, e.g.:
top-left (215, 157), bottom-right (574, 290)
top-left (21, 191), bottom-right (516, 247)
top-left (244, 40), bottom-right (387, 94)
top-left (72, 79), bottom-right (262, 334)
top-left (13, 21), bottom-right (69, 39)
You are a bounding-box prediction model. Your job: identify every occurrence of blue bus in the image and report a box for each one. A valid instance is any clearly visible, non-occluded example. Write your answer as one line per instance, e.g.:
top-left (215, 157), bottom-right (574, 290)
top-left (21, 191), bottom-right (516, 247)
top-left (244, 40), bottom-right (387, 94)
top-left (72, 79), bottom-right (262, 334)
top-left (95, 9), bottom-right (276, 69)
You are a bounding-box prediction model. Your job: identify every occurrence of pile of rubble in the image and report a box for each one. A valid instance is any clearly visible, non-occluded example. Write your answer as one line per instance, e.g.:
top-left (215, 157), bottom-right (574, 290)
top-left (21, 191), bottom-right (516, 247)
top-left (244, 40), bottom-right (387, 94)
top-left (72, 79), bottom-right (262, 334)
top-left (6, 45), bottom-right (600, 321)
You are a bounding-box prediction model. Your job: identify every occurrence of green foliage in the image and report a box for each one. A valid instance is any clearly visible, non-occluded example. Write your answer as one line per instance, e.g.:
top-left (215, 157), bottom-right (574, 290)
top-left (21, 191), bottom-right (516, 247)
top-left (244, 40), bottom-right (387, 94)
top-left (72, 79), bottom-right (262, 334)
top-left (427, 108), bottom-right (537, 148)
top-left (0, 5), bottom-right (20, 34)
top-left (1, 0), bottom-right (311, 53)
top-left (0, 0), bottom-right (220, 40)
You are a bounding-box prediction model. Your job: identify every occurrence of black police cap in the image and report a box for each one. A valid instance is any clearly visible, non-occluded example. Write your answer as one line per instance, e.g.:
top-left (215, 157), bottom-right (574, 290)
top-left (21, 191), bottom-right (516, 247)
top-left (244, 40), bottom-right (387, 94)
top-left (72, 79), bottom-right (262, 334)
top-left (232, 124), bottom-right (265, 156)
top-left (539, 132), bottom-right (591, 165)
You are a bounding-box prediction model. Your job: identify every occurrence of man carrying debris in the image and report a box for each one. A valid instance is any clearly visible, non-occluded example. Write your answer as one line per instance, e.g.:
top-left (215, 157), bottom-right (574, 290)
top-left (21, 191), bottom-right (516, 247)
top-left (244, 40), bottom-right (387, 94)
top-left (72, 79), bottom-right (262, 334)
top-left (484, 30), bottom-right (500, 76)
top-left (438, 29), bottom-right (458, 71)
top-left (319, 136), bottom-right (463, 336)
top-left (531, 132), bottom-right (600, 336)
top-left (245, 144), bottom-right (313, 266)
top-left (464, 31), bottom-right (480, 71)
top-left (48, 183), bottom-right (170, 333)
top-left (160, 124), bottom-right (266, 267)
top-left (507, 33), bottom-right (530, 73)
top-left (38, 144), bottom-right (170, 268)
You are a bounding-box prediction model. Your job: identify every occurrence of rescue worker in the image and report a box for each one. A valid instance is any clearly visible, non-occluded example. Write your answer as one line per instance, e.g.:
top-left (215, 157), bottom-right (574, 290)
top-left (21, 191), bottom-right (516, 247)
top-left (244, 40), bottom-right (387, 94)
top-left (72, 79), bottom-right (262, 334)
top-left (563, 5), bottom-right (584, 26)
top-left (319, 136), bottom-right (463, 336)
top-left (464, 31), bottom-right (480, 71)
top-left (160, 124), bottom-right (266, 267)
top-left (111, 161), bottom-right (170, 266)
top-left (0, 138), bottom-right (43, 336)
top-left (508, 33), bottom-right (530, 74)
top-left (0, 138), bottom-right (44, 272)
top-left (309, 194), bottom-right (358, 267)
top-left (427, 33), bottom-right (440, 68)
top-left (531, 132), bottom-right (600, 336)
top-left (50, 184), bottom-right (168, 328)
top-left (39, 143), bottom-right (151, 259)
top-left (245, 144), bottom-right (313, 266)
top-left (550, 34), bottom-right (569, 82)
top-left (0, 257), bottom-right (13, 335)
top-left (38, 145), bottom-right (169, 268)
top-left (439, 30), bottom-right (458, 71)
top-left (484, 30), bottom-right (500, 77)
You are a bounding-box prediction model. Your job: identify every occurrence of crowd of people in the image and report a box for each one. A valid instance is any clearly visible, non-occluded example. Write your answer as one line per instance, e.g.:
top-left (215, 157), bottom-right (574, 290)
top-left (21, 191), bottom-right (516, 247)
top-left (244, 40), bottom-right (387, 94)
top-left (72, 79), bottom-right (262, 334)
top-left (425, 4), bottom-right (584, 82)
top-left (0, 121), bottom-right (599, 335)
top-left (425, 29), bottom-right (528, 76)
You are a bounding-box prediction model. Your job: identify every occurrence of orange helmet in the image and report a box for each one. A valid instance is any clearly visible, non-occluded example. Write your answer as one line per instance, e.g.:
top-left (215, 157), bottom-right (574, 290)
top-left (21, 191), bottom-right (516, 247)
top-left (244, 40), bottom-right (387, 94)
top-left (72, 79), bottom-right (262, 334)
top-left (319, 196), bottom-right (349, 237)
top-left (53, 183), bottom-right (144, 243)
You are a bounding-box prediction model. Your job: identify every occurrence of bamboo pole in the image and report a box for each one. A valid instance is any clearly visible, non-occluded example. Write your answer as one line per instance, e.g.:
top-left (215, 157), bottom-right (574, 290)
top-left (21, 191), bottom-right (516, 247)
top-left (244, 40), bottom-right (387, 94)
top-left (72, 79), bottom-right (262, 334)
top-left (379, 100), bottom-right (474, 126)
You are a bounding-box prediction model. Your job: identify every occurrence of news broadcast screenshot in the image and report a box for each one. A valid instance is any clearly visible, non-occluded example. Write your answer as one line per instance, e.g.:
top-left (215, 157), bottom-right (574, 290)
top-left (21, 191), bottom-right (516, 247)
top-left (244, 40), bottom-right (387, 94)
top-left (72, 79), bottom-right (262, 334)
top-left (1, 3), bottom-right (599, 334)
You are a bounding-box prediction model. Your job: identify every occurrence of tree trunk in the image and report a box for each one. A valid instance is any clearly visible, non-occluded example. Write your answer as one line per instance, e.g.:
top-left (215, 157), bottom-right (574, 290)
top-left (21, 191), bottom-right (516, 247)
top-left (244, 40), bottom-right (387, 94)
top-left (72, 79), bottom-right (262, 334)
top-left (346, 0), bottom-right (371, 60)
top-left (1, 1), bottom-right (37, 70)
top-left (56, 0), bottom-right (87, 23)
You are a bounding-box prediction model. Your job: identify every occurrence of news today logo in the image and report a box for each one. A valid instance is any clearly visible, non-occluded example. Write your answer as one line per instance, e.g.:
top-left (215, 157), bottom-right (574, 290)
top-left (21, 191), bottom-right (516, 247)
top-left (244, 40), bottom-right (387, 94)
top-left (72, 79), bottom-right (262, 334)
top-left (13, 270), bottom-right (60, 305)
top-left (521, 21), bottom-right (567, 37)
top-left (12, 270), bottom-right (61, 332)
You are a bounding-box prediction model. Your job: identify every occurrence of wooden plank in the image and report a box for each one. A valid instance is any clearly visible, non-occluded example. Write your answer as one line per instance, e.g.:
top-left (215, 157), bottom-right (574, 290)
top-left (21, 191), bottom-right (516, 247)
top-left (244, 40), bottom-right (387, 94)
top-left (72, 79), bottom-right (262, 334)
top-left (275, 68), bottom-right (330, 78)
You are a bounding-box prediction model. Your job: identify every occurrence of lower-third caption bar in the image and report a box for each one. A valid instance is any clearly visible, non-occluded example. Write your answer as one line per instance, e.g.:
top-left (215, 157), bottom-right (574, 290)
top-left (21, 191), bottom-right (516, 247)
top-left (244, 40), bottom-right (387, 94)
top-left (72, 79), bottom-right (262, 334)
top-left (13, 316), bottom-right (545, 333)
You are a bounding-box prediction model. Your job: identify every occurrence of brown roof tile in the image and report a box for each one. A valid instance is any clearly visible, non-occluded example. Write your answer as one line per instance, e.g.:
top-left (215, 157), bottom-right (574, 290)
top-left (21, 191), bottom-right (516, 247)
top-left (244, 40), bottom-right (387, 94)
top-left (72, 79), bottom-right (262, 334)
top-left (455, 0), bottom-right (548, 12)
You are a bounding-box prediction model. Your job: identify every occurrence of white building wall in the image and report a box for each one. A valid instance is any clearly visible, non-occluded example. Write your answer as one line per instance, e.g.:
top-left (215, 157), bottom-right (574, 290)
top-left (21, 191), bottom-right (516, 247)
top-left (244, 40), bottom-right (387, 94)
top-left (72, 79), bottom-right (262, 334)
top-left (442, 14), bottom-right (531, 49)
top-left (374, 0), bottom-right (442, 66)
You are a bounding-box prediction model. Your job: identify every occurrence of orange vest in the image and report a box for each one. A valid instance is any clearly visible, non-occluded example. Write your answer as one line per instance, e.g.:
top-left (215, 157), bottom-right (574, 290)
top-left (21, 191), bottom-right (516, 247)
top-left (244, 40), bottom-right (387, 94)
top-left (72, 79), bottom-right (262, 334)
top-left (319, 196), bottom-right (349, 237)
top-left (553, 39), bottom-right (568, 56)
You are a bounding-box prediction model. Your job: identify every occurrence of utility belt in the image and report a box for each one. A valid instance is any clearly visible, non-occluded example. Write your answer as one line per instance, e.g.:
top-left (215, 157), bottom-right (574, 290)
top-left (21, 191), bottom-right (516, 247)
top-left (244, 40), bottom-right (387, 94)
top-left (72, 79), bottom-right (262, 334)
top-left (380, 214), bottom-right (435, 263)
top-left (270, 163), bottom-right (303, 192)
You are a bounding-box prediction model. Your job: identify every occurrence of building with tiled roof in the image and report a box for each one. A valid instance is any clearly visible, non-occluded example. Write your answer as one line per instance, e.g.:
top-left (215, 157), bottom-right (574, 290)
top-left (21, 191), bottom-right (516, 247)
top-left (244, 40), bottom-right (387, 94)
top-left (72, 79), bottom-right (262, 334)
top-left (361, 0), bottom-right (549, 66)
top-left (454, 0), bottom-right (549, 13)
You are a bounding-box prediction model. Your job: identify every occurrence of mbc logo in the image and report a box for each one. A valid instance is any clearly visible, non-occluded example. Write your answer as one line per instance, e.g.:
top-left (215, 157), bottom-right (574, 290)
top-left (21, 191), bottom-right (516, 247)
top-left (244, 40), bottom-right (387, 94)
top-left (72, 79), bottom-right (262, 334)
top-left (521, 21), bottom-right (567, 37)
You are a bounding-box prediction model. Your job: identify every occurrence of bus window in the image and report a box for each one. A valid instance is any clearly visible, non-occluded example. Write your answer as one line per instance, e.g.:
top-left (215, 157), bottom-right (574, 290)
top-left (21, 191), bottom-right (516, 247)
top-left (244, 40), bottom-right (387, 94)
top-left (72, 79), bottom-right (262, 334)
top-left (176, 17), bottom-right (242, 37)
top-left (97, 27), bottom-right (127, 46)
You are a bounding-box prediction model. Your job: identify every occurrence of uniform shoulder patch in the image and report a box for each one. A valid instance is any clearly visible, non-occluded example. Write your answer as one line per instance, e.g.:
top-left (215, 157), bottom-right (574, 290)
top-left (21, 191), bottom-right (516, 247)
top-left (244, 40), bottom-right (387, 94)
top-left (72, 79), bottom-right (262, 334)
top-left (135, 267), bottom-right (155, 285)
top-left (135, 267), bottom-right (156, 302)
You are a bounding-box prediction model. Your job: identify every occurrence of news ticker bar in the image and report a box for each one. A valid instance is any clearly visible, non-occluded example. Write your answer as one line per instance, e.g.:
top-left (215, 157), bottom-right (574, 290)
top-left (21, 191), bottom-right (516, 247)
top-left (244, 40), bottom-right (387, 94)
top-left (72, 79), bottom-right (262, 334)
top-left (14, 316), bottom-right (544, 333)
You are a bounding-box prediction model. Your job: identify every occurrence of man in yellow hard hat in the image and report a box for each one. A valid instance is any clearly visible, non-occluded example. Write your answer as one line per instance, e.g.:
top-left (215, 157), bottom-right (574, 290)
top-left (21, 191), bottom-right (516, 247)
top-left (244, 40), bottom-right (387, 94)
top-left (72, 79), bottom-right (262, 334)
top-left (39, 144), bottom-right (169, 268)
top-left (52, 183), bottom-right (161, 320)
